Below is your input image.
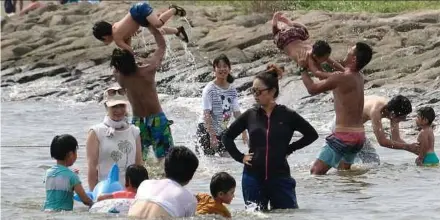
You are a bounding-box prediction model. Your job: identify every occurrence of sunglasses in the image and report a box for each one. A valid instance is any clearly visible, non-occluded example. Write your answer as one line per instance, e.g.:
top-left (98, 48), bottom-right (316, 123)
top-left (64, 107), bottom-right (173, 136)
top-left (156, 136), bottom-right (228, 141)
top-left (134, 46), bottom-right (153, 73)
top-left (106, 88), bottom-right (126, 96)
top-left (250, 87), bottom-right (270, 96)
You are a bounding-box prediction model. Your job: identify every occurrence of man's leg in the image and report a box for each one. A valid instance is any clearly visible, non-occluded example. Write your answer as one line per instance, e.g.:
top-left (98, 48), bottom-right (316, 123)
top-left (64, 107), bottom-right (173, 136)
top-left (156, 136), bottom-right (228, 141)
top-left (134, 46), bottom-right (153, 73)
top-left (242, 172), bottom-right (268, 211)
top-left (267, 176), bottom-right (298, 210)
top-left (311, 144), bottom-right (342, 175)
top-left (132, 116), bottom-right (151, 161)
top-left (150, 113), bottom-right (174, 162)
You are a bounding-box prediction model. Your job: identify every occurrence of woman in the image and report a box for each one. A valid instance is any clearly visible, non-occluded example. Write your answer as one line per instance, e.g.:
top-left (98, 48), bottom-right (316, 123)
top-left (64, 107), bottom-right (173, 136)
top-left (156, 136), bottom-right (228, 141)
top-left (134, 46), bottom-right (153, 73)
top-left (196, 54), bottom-right (248, 157)
top-left (86, 86), bottom-right (142, 190)
top-left (222, 64), bottom-right (318, 210)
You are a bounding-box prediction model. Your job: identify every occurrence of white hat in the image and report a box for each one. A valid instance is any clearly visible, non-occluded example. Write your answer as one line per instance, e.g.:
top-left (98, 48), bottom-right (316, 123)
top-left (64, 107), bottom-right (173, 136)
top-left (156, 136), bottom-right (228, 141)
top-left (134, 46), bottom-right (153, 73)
top-left (103, 86), bottom-right (128, 107)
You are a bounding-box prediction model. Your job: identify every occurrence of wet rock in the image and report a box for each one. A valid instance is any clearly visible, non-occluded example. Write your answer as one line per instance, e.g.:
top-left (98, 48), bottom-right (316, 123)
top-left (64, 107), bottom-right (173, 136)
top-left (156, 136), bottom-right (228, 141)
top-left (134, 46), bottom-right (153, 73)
top-left (15, 66), bottom-right (69, 84)
top-left (12, 46), bottom-right (33, 56)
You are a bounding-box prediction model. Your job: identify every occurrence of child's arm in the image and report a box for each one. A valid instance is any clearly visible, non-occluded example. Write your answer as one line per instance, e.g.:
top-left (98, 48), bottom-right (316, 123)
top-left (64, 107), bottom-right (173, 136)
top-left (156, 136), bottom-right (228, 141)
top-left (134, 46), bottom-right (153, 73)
top-left (97, 193), bottom-right (114, 202)
top-left (416, 131), bottom-right (429, 166)
top-left (326, 57), bottom-right (345, 72)
top-left (114, 37), bottom-right (134, 55)
top-left (307, 55), bottom-right (338, 79)
top-left (74, 184), bottom-right (94, 207)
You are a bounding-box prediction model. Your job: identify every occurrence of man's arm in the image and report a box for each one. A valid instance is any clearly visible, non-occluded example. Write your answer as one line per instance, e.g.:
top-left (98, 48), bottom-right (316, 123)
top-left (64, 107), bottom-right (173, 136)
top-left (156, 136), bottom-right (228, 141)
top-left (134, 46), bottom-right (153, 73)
top-left (326, 57), bottom-right (345, 72)
top-left (371, 114), bottom-right (409, 150)
top-left (390, 120), bottom-right (406, 144)
top-left (141, 26), bottom-right (166, 73)
top-left (301, 70), bottom-right (339, 95)
top-left (307, 56), bottom-right (335, 79)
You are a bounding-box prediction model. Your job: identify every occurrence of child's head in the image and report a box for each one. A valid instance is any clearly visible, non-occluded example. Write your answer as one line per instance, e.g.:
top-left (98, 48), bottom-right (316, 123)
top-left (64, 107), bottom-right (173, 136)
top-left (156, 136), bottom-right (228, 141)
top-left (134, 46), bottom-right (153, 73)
top-left (165, 146), bottom-right (199, 186)
top-left (50, 134), bottom-right (78, 166)
top-left (210, 172), bottom-right (236, 204)
top-left (110, 48), bottom-right (137, 76)
top-left (386, 95), bottom-right (412, 121)
top-left (417, 106), bottom-right (435, 127)
top-left (312, 40), bottom-right (332, 63)
top-left (125, 164), bottom-right (149, 190)
top-left (93, 21), bottom-right (113, 44)
top-left (212, 54), bottom-right (234, 83)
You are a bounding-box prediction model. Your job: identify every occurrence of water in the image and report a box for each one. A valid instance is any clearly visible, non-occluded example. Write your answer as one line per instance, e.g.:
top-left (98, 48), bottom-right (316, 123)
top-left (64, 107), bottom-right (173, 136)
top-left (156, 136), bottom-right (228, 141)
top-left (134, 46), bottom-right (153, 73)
top-left (2, 96), bottom-right (440, 219)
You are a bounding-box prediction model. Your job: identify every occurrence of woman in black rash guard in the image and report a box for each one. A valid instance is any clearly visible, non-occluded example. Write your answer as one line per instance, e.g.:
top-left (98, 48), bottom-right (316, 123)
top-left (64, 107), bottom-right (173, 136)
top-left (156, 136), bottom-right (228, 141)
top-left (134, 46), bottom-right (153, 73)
top-left (222, 64), bottom-right (318, 211)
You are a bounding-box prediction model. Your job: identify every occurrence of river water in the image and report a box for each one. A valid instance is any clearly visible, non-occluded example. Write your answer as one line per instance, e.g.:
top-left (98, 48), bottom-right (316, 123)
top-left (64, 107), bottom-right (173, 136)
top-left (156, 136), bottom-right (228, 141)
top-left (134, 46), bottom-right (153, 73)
top-left (1, 83), bottom-right (439, 219)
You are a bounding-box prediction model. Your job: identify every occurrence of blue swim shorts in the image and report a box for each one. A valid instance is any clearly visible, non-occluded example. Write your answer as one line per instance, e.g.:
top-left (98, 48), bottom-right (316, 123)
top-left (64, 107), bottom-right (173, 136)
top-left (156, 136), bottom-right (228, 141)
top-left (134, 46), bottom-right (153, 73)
top-left (130, 2), bottom-right (154, 27)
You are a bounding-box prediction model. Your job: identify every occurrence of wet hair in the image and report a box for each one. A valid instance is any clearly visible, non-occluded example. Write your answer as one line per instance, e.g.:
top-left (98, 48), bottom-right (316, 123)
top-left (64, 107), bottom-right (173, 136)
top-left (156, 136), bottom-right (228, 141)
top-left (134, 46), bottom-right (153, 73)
top-left (125, 164), bottom-right (149, 189)
top-left (110, 48), bottom-right (137, 76)
top-left (255, 64), bottom-right (284, 98)
top-left (312, 40), bottom-right (332, 58)
top-left (354, 42), bottom-right (373, 71)
top-left (93, 21), bottom-right (113, 41)
top-left (212, 54), bottom-right (234, 83)
top-left (210, 172), bottom-right (236, 198)
top-left (50, 134), bottom-right (78, 160)
top-left (417, 107), bottom-right (435, 125)
top-left (386, 95), bottom-right (412, 117)
top-left (165, 146), bottom-right (199, 185)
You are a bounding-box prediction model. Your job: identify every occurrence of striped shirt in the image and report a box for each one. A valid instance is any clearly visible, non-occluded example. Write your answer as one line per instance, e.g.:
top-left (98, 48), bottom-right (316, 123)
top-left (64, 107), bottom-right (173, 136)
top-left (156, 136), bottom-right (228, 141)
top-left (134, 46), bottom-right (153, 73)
top-left (201, 81), bottom-right (240, 135)
top-left (43, 164), bottom-right (81, 211)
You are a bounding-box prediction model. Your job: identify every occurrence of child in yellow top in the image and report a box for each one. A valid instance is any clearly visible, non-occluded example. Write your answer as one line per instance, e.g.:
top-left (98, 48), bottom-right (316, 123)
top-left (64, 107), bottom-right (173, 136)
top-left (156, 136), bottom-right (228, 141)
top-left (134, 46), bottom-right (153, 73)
top-left (415, 107), bottom-right (438, 166)
top-left (196, 172), bottom-right (236, 218)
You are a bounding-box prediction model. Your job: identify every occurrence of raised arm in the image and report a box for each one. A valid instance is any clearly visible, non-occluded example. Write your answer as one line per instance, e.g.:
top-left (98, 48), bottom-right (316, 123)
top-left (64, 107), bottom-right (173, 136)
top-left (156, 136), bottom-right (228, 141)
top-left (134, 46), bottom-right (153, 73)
top-left (114, 38), bottom-right (134, 55)
top-left (307, 56), bottom-right (336, 79)
top-left (287, 110), bottom-right (319, 155)
top-left (222, 110), bottom-right (249, 163)
top-left (301, 70), bottom-right (339, 95)
top-left (141, 26), bottom-right (166, 72)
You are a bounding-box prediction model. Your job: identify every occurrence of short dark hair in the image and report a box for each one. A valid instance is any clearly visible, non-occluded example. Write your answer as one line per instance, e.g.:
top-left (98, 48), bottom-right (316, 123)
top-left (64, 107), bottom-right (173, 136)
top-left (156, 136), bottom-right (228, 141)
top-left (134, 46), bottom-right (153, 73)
top-left (210, 172), bottom-right (236, 198)
top-left (386, 95), bottom-right (412, 117)
top-left (212, 54), bottom-right (234, 83)
top-left (417, 107), bottom-right (435, 125)
top-left (110, 48), bottom-right (137, 76)
top-left (165, 146), bottom-right (199, 185)
top-left (255, 64), bottom-right (283, 98)
top-left (354, 42), bottom-right (373, 71)
top-left (125, 164), bottom-right (149, 189)
top-left (312, 40), bottom-right (331, 58)
top-left (93, 21), bottom-right (112, 41)
top-left (50, 134), bottom-right (78, 160)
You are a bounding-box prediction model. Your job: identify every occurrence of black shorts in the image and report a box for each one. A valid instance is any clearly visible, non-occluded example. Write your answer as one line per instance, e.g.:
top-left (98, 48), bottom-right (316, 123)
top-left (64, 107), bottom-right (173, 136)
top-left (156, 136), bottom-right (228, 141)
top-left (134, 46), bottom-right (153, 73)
top-left (195, 123), bottom-right (226, 156)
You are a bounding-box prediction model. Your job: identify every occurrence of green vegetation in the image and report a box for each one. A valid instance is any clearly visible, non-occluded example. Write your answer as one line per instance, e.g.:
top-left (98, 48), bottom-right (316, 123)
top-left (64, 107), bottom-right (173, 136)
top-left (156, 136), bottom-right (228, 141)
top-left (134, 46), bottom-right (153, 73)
top-left (162, 1), bottom-right (440, 14)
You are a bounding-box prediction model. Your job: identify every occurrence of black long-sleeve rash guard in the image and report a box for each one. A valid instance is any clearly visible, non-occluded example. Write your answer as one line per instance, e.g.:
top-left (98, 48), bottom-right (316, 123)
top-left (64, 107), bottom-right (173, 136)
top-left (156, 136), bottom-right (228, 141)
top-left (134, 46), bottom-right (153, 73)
top-left (222, 104), bottom-right (319, 180)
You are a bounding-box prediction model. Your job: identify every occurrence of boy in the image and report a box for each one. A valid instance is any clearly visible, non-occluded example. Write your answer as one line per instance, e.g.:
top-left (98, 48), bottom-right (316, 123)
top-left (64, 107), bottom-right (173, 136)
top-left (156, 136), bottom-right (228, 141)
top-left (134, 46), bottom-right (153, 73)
top-left (128, 146), bottom-right (199, 218)
top-left (415, 107), bottom-right (438, 166)
top-left (43, 134), bottom-right (93, 211)
top-left (196, 172), bottom-right (236, 219)
top-left (97, 164), bottom-right (149, 201)
top-left (93, 2), bottom-right (188, 55)
top-left (272, 11), bottom-right (344, 79)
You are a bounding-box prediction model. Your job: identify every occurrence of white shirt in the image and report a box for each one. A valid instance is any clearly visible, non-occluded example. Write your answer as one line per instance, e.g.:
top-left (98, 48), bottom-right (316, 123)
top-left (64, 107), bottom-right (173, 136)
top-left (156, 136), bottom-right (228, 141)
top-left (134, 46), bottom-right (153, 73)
top-left (200, 81), bottom-right (240, 135)
top-left (135, 179), bottom-right (197, 217)
top-left (90, 123), bottom-right (139, 186)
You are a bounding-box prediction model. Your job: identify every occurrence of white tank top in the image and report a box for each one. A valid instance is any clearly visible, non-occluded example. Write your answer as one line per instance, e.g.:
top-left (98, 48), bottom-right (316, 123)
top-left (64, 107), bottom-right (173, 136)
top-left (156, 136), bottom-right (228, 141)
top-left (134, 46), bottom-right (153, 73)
top-left (90, 123), bottom-right (140, 186)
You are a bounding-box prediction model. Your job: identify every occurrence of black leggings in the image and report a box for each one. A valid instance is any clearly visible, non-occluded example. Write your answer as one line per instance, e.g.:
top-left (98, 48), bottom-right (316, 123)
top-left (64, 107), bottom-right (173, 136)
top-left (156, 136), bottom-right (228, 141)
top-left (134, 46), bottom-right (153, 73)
top-left (195, 123), bottom-right (226, 156)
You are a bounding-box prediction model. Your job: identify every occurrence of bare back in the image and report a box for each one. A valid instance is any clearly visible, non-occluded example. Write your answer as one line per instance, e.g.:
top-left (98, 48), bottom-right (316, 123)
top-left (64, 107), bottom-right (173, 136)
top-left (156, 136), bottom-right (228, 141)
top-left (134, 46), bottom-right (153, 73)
top-left (285, 40), bottom-right (312, 66)
top-left (113, 13), bottom-right (140, 42)
top-left (115, 66), bottom-right (162, 117)
top-left (362, 95), bottom-right (388, 123)
top-left (333, 71), bottom-right (365, 130)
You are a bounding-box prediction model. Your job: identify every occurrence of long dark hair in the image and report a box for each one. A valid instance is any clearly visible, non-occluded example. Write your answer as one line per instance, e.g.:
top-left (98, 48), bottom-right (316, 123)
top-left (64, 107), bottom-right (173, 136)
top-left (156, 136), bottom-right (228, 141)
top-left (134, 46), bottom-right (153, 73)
top-left (212, 54), bottom-right (234, 83)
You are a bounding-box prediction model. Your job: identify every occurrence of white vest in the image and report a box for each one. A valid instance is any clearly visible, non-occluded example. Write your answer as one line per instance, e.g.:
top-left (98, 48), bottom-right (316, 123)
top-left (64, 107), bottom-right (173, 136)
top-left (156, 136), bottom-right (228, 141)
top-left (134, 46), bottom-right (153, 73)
top-left (90, 123), bottom-right (140, 186)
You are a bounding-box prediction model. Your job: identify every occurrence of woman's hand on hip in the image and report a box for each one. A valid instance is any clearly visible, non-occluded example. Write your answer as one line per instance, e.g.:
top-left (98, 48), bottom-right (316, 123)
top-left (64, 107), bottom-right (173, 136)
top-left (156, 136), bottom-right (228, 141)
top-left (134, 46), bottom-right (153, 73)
top-left (243, 153), bottom-right (254, 166)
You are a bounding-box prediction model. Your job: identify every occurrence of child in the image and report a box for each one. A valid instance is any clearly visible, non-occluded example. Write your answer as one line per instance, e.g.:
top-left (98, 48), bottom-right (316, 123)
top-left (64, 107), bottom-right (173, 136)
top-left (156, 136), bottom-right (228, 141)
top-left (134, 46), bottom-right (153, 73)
top-left (97, 164), bottom-right (149, 201)
top-left (271, 11), bottom-right (344, 79)
top-left (93, 2), bottom-right (188, 55)
top-left (415, 107), bottom-right (438, 166)
top-left (43, 134), bottom-right (93, 211)
top-left (196, 172), bottom-right (236, 219)
top-left (128, 146), bottom-right (199, 218)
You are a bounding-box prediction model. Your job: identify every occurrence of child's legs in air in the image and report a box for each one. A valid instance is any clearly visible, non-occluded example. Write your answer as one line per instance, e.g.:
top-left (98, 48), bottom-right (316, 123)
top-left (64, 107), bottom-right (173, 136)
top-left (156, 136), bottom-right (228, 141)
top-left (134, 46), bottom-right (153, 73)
top-left (146, 8), bottom-right (176, 28)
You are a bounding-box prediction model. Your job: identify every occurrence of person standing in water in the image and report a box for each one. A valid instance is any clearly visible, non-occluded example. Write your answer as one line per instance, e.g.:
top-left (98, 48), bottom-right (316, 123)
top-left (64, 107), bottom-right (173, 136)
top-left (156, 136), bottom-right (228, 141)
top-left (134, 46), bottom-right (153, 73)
top-left (222, 64), bottom-right (318, 210)
top-left (110, 26), bottom-right (173, 163)
top-left (196, 54), bottom-right (248, 157)
top-left (415, 107), bottom-right (438, 166)
top-left (301, 42), bottom-right (373, 175)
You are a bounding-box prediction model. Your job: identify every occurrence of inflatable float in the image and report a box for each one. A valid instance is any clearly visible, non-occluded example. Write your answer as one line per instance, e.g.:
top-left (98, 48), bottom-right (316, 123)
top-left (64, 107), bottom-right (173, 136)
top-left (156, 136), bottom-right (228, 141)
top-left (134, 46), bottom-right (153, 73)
top-left (74, 163), bottom-right (123, 202)
top-left (89, 198), bottom-right (134, 214)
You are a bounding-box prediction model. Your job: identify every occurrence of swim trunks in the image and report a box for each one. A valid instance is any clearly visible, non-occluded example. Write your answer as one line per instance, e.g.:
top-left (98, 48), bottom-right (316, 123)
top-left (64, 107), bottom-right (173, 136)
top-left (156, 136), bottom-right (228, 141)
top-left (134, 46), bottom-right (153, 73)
top-left (195, 123), bottom-right (226, 156)
top-left (317, 132), bottom-right (366, 168)
top-left (130, 2), bottom-right (154, 27)
top-left (423, 152), bottom-right (439, 166)
top-left (273, 25), bottom-right (309, 50)
top-left (357, 138), bottom-right (380, 165)
top-left (132, 112), bottom-right (174, 160)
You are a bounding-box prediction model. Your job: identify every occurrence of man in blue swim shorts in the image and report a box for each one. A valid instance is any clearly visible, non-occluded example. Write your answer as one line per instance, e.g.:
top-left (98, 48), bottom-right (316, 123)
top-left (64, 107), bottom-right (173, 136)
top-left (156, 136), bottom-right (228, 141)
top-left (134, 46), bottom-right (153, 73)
top-left (93, 2), bottom-right (189, 55)
top-left (110, 25), bottom-right (173, 162)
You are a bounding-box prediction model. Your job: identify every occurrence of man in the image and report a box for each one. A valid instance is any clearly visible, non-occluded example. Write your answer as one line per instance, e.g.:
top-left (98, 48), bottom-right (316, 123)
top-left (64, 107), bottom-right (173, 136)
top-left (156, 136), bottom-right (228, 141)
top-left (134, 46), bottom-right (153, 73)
top-left (300, 42), bottom-right (373, 175)
top-left (110, 26), bottom-right (173, 163)
top-left (337, 95), bottom-right (419, 165)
